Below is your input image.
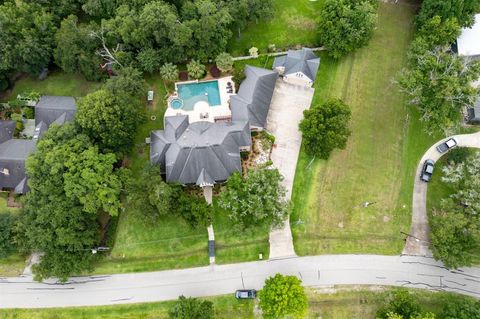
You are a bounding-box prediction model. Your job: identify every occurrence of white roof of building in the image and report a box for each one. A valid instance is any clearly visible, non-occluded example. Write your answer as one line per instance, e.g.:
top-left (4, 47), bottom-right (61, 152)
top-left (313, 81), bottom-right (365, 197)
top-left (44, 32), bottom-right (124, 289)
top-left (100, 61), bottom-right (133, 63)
top-left (457, 14), bottom-right (480, 57)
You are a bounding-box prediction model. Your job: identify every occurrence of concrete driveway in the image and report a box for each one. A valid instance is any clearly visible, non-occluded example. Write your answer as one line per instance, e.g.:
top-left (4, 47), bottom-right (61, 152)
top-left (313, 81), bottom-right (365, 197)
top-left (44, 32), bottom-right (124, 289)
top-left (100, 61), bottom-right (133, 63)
top-left (404, 131), bottom-right (480, 256)
top-left (266, 80), bottom-right (315, 259)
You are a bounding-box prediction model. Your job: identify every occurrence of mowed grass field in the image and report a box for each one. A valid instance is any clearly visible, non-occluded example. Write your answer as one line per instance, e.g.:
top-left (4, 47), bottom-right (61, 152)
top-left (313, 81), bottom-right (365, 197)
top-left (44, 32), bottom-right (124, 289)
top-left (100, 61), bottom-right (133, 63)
top-left (228, 0), bottom-right (323, 55)
top-left (1, 288), bottom-right (474, 319)
top-left (291, 3), bottom-right (440, 255)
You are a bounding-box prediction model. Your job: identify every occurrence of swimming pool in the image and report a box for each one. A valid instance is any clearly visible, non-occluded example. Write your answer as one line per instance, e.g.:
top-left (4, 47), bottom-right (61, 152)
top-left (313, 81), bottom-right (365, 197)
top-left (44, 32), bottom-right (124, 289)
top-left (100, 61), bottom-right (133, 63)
top-left (175, 80), bottom-right (221, 111)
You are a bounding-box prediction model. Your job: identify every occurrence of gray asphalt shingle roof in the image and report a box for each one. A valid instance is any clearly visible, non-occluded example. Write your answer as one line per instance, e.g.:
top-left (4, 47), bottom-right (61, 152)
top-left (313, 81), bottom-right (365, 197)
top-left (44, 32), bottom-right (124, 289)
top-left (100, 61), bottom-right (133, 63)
top-left (273, 48), bottom-right (320, 82)
top-left (150, 65), bottom-right (278, 186)
top-left (0, 121), bottom-right (15, 144)
top-left (35, 95), bottom-right (77, 127)
top-left (0, 139), bottom-right (36, 193)
top-left (230, 65), bottom-right (278, 128)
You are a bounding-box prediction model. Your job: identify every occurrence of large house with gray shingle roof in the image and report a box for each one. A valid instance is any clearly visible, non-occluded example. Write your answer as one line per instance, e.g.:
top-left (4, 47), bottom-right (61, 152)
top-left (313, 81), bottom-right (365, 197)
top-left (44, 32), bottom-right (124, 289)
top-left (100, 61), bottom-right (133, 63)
top-left (273, 48), bottom-right (320, 87)
top-left (150, 65), bottom-right (278, 186)
top-left (0, 96), bottom-right (76, 194)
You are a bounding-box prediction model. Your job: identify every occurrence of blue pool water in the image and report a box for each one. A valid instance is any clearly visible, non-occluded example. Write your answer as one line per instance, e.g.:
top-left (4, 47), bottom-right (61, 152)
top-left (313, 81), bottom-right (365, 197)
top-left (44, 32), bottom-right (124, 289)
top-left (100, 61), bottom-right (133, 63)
top-left (171, 98), bottom-right (183, 109)
top-left (176, 80), bottom-right (221, 111)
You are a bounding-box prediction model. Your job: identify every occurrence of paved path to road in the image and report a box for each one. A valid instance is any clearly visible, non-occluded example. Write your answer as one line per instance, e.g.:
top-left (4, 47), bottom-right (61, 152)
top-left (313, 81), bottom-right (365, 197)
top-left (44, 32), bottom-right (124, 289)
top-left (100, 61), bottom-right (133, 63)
top-left (266, 80), bottom-right (315, 259)
top-left (404, 131), bottom-right (480, 256)
top-left (1, 255), bottom-right (479, 308)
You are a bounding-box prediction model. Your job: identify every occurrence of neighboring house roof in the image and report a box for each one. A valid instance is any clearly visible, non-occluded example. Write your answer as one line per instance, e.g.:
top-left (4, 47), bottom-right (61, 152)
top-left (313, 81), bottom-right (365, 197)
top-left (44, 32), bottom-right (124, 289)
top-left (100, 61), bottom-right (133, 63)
top-left (0, 96), bottom-right (77, 194)
top-left (151, 117), bottom-right (251, 185)
top-left (457, 14), bottom-right (480, 57)
top-left (35, 95), bottom-right (77, 127)
top-left (0, 139), bottom-right (36, 193)
top-left (0, 121), bottom-right (15, 144)
top-left (273, 48), bottom-right (320, 82)
top-left (230, 65), bottom-right (278, 128)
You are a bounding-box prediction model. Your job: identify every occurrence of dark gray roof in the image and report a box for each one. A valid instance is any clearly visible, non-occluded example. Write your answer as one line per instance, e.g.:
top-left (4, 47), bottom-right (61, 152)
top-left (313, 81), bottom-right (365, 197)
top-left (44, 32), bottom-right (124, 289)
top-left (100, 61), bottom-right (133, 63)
top-left (0, 139), bottom-right (36, 193)
top-left (151, 116), bottom-right (251, 185)
top-left (0, 121), bottom-right (15, 144)
top-left (230, 65), bottom-right (278, 128)
top-left (273, 48), bottom-right (320, 82)
top-left (35, 95), bottom-right (77, 127)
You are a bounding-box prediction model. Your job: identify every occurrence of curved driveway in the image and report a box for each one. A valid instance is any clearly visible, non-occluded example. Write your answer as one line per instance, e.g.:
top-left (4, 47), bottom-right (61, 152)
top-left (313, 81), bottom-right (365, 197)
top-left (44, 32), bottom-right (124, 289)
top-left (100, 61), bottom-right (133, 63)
top-left (403, 131), bottom-right (480, 256)
top-left (1, 255), bottom-right (479, 308)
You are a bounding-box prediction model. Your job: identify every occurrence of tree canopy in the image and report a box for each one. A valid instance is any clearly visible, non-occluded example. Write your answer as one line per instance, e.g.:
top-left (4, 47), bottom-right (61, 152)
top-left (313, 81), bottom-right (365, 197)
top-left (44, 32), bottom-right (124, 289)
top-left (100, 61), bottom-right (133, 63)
top-left (430, 151), bottom-right (480, 268)
top-left (299, 98), bottom-right (352, 159)
top-left (16, 124), bottom-right (122, 281)
top-left (169, 295), bottom-right (214, 319)
top-left (415, 0), bottom-right (480, 28)
top-left (76, 89), bottom-right (144, 155)
top-left (217, 168), bottom-right (289, 230)
top-left (0, 2), bottom-right (56, 75)
top-left (259, 274), bottom-right (308, 319)
top-left (397, 47), bottom-right (480, 136)
top-left (318, 0), bottom-right (377, 58)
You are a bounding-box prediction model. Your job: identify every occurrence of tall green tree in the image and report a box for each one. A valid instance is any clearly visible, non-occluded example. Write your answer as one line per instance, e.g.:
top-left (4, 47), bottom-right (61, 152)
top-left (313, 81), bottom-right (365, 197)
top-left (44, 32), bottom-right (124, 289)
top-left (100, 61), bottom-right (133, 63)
top-left (299, 99), bottom-right (351, 159)
top-left (217, 168), bottom-right (289, 229)
top-left (16, 124), bottom-right (122, 281)
top-left (397, 47), bottom-right (480, 135)
top-left (54, 15), bottom-right (105, 81)
top-left (124, 165), bottom-right (177, 223)
top-left (377, 290), bottom-right (421, 319)
top-left (259, 274), bottom-right (308, 319)
top-left (416, 0), bottom-right (480, 28)
top-left (104, 66), bottom-right (147, 98)
top-left (76, 89), bottom-right (144, 155)
top-left (0, 2), bottom-right (56, 75)
top-left (430, 151), bottom-right (480, 268)
top-left (137, 48), bottom-right (162, 73)
top-left (318, 0), bottom-right (377, 58)
top-left (169, 295), bottom-right (214, 319)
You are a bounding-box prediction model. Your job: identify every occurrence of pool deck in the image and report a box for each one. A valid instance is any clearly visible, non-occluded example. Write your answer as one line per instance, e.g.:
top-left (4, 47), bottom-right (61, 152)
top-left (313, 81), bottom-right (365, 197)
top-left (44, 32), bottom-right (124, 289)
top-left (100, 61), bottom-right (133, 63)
top-left (165, 77), bottom-right (234, 123)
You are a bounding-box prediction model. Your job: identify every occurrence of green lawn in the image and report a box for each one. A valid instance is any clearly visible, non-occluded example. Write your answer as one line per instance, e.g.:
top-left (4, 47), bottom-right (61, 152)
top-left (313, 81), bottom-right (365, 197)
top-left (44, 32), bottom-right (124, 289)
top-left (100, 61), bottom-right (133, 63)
top-left (1, 71), bottom-right (102, 102)
top-left (1, 288), bottom-right (474, 319)
top-left (228, 0), bottom-right (323, 56)
top-left (291, 3), bottom-right (442, 255)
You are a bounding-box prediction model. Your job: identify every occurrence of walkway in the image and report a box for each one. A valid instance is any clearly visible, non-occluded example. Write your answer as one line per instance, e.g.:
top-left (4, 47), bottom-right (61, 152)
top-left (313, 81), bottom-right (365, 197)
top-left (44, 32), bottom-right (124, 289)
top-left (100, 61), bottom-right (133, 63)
top-left (403, 131), bottom-right (480, 256)
top-left (266, 80), bottom-right (315, 258)
top-left (1, 255), bottom-right (479, 308)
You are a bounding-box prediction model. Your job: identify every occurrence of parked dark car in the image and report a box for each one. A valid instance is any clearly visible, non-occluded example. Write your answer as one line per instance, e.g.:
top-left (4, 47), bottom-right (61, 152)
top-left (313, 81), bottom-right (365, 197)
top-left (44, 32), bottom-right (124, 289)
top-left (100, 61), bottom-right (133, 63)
top-left (420, 159), bottom-right (435, 182)
top-left (436, 138), bottom-right (457, 153)
top-left (235, 289), bottom-right (256, 299)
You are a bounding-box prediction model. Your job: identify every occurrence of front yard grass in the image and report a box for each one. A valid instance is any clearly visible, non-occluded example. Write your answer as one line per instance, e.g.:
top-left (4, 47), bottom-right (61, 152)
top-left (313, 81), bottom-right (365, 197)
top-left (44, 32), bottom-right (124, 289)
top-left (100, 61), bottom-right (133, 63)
top-left (291, 3), bottom-right (441, 255)
top-left (1, 287), bottom-right (475, 319)
top-left (228, 0), bottom-right (323, 56)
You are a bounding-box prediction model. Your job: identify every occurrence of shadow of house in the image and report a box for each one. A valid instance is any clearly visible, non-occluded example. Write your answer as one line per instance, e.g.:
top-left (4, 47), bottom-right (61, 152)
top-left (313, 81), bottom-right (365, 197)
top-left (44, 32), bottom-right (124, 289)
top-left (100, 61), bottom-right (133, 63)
top-left (0, 96), bottom-right (77, 194)
top-left (150, 65), bottom-right (278, 186)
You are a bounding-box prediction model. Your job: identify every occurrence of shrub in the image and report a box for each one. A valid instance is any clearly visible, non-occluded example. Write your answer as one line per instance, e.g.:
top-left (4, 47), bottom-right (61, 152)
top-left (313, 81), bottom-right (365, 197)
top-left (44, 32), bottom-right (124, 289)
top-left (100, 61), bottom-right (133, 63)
top-left (22, 107), bottom-right (34, 119)
top-left (232, 67), bottom-right (246, 90)
top-left (215, 52), bottom-right (233, 73)
top-left (209, 65), bottom-right (221, 78)
top-left (249, 47), bottom-right (259, 58)
top-left (187, 60), bottom-right (206, 79)
top-left (179, 71), bottom-right (188, 81)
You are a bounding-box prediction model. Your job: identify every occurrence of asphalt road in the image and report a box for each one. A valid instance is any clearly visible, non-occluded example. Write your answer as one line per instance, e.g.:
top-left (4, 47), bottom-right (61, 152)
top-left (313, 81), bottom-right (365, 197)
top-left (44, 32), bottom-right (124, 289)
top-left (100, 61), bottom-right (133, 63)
top-left (1, 255), bottom-right (479, 308)
top-left (404, 132), bottom-right (480, 256)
